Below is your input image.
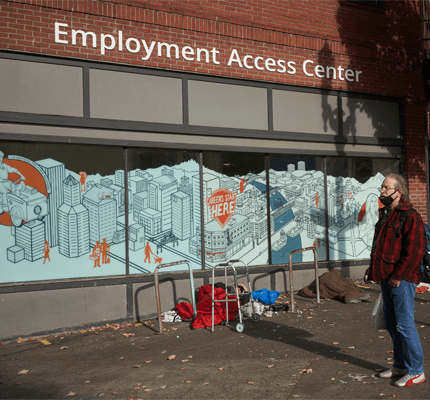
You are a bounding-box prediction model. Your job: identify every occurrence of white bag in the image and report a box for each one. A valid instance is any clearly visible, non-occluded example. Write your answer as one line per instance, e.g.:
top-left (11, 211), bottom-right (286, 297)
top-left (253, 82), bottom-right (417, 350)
top-left (161, 310), bottom-right (182, 323)
top-left (241, 301), bottom-right (264, 318)
top-left (372, 293), bottom-right (385, 329)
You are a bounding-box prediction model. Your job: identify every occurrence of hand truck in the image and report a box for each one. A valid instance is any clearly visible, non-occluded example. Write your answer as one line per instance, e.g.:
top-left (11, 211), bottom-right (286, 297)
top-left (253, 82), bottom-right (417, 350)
top-left (211, 259), bottom-right (259, 333)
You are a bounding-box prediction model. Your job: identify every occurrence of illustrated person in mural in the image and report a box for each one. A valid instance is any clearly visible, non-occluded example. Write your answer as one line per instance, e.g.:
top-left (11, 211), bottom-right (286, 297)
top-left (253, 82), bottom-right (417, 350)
top-left (100, 238), bottom-right (110, 264)
top-left (368, 174), bottom-right (426, 387)
top-left (144, 241), bottom-right (155, 263)
top-left (0, 150), bottom-right (26, 209)
top-left (240, 178), bottom-right (246, 193)
top-left (79, 171), bottom-right (87, 192)
top-left (91, 240), bottom-right (102, 268)
top-left (313, 192), bottom-right (319, 208)
top-left (360, 193), bottom-right (380, 250)
top-left (43, 240), bottom-right (50, 264)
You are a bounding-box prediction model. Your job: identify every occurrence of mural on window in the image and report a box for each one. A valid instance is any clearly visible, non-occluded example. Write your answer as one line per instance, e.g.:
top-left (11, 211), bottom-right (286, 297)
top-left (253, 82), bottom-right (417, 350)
top-left (269, 156), bottom-right (399, 264)
top-left (0, 143), bottom-right (127, 283)
top-left (0, 142), bottom-right (400, 284)
top-left (127, 149), bottom-right (201, 274)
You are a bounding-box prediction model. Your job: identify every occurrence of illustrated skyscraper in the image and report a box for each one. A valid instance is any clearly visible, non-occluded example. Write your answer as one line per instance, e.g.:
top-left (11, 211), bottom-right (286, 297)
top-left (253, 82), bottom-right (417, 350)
top-left (115, 170), bottom-right (125, 186)
top-left (172, 191), bottom-right (191, 240)
top-left (148, 175), bottom-right (177, 231)
top-left (82, 185), bottom-right (117, 245)
top-left (15, 221), bottom-right (45, 261)
top-left (58, 174), bottom-right (90, 257)
top-left (36, 158), bottom-right (65, 248)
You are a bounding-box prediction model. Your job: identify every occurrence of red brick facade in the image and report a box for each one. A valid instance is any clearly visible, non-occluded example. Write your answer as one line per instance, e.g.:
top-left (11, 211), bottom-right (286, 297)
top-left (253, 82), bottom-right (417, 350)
top-left (0, 0), bottom-right (427, 220)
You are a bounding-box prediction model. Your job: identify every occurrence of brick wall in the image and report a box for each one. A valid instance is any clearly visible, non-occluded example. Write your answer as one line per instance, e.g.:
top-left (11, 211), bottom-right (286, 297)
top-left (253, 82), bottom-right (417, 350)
top-left (0, 0), bottom-right (428, 220)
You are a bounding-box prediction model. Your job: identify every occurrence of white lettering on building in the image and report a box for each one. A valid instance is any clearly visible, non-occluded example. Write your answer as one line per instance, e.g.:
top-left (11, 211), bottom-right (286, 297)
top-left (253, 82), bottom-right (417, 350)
top-left (54, 23), bottom-right (362, 82)
top-left (303, 59), bottom-right (362, 82)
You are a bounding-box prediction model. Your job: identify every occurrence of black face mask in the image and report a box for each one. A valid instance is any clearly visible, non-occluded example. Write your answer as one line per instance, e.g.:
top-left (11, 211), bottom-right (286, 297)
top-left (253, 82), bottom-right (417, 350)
top-left (379, 190), bottom-right (398, 207)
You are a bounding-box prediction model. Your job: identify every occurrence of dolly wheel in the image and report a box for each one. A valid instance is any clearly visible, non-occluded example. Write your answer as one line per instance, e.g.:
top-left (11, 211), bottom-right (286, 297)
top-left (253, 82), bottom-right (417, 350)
top-left (236, 323), bottom-right (244, 333)
top-left (251, 314), bottom-right (260, 323)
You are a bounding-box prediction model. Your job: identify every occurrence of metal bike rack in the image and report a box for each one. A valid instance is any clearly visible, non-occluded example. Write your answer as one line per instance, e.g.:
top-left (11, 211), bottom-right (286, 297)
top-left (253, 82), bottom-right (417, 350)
top-left (288, 247), bottom-right (320, 313)
top-left (154, 260), bottom-right (197, 334)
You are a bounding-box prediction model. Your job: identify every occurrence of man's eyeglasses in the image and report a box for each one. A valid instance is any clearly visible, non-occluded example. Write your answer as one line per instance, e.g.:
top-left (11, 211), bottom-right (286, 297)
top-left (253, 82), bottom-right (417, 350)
top-left (378, 186), bottom-right (396, 192)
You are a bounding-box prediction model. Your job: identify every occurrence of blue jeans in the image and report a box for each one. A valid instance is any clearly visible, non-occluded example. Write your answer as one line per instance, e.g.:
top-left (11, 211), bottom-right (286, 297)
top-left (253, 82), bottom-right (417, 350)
top-left (380, 280), bottom-right (424, 375)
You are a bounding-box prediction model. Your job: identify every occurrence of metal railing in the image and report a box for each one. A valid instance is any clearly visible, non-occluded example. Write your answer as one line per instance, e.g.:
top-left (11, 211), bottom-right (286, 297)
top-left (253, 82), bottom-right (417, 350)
top-left (154, 260), bottom-right (196, 334)
top-left (288, 247), bottom-right (320, 313)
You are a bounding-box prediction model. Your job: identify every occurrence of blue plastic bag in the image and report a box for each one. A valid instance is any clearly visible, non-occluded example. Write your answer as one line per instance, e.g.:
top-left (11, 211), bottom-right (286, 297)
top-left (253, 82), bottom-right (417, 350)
top-left (252, 289), bottom-right (280, 305)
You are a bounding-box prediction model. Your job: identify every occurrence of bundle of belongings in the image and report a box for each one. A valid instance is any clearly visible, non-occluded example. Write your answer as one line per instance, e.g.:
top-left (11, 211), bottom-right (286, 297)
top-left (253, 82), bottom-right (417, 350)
top-left (298, 269), bottom-right (371, 304)
top-left (175, 283), bottom-right (239, 329)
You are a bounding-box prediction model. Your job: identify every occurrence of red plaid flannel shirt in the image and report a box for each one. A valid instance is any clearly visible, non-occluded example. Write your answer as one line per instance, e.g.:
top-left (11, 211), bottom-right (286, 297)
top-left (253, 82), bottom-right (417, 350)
top-left (368, 202), bottom-right (425, 284)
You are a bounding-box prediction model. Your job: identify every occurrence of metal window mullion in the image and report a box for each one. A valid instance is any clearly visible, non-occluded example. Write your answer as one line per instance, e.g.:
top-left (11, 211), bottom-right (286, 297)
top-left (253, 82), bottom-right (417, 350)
top-left (265, 155), bottom-right (272, 266)
top-left (124, 147), bottom-right (130, 275)
top-left (323, 157), bottom-right (330, 262)
top-left (199, 151), bottom-right (206, 270)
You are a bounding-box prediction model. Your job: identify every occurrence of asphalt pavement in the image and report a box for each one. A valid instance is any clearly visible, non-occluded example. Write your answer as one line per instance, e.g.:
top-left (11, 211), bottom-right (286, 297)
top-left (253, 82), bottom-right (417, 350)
top-left (1, 282), bottom-right (429, 399)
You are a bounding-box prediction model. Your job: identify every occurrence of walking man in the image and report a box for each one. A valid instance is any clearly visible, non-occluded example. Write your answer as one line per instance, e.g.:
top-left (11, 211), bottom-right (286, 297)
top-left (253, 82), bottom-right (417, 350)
top-left (368, 174), bottom-right (426, 387)
top-left (100, 238), bottom-right (110, 264)
top-left (144, 241), bottom-right (154, 263)
top-left (43, 240), bottom-right (50, 264)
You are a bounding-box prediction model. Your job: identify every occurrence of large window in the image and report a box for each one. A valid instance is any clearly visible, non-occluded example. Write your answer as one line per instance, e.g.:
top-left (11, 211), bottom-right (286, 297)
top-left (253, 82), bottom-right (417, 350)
top-left (203, 152), bottom-right (268, 267)
top-left (326, 157), bottom-right (399, 261)
top-left (0, 142), bottom-right (126, 283)
top-left (127, 149), bottom-right (200, 273)
top-left (269, 156), bottom-right (326, 264)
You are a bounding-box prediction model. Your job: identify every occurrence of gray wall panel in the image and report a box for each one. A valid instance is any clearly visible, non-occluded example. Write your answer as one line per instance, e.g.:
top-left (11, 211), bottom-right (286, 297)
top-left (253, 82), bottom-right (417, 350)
top-left (0, 59), bottom-right (83, 117)
top-left (342, 97), bottom-right (401, 139)
top-left (89, 69), bottom-right (183, 124)
top-left (0, 286), bottom-right (126, 338)
top-left (248, 272), bottom-right (271, 292)
top-left (188, 80), bottom-right (268, 130)
top-left (273, 90), bottom-right (338, 135)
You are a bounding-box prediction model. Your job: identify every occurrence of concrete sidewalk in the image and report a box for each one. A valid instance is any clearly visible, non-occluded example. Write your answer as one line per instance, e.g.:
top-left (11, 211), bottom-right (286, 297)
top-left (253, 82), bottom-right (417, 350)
top-left (0, 283), bottom-right (429, 399)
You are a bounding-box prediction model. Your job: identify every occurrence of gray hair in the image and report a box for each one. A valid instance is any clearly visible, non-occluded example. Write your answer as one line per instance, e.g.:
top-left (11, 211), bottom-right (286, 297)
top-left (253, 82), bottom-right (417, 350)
top-left (386, 173), bottom-right (410, 203)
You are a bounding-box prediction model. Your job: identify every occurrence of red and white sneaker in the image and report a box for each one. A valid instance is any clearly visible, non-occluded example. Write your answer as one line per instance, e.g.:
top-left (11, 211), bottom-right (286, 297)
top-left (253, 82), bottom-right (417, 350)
top-left (394, 373), bottom-right (426, 387)
top-left (379, 367), bottom-right (406, 379)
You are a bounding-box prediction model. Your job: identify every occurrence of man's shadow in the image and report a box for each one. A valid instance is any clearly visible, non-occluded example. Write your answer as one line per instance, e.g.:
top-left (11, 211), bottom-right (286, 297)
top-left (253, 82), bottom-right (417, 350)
top-left (242, 318), bottom-right (384, 372)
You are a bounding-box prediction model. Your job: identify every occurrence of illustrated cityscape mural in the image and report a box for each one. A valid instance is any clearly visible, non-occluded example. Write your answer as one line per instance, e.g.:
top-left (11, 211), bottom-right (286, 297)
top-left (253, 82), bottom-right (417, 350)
top-left (0, 153), bottom-right (384, 283)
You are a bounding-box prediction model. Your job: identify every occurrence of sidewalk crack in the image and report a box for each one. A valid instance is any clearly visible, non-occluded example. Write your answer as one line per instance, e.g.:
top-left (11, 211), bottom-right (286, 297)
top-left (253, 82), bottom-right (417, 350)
top-left (287, 359), bottom-right (314, 399)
